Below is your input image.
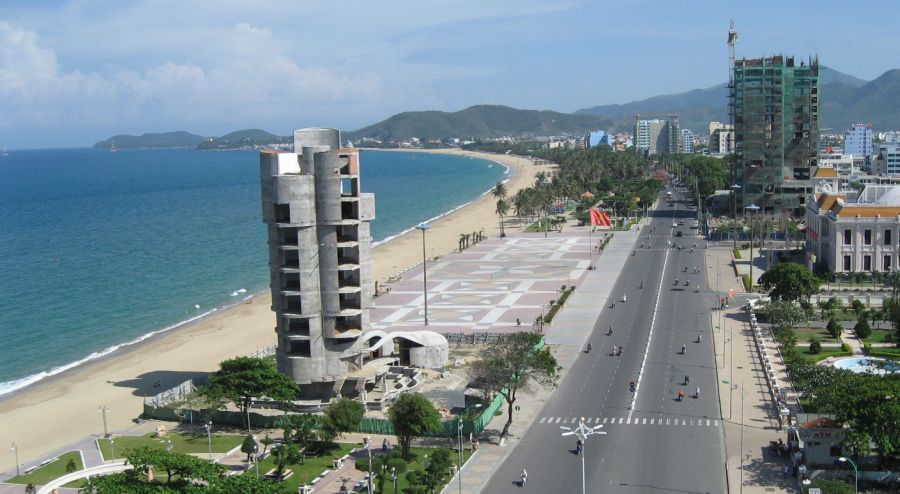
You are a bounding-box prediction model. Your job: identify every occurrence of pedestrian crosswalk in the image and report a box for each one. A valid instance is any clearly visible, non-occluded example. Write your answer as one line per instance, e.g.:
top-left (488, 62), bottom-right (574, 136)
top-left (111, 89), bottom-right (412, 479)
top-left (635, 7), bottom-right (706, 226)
top-left (538, 416), bottom-right (720, 428)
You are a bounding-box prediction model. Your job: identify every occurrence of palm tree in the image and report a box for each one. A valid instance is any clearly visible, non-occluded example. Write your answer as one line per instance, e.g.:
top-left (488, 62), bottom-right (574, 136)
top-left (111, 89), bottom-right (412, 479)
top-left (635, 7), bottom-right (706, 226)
top-left (496, 199), bottom-right (510, 238)
top-left (271, 443), bottom-right (304, 478)
top-left (492, 180), bottom-right (508, 201)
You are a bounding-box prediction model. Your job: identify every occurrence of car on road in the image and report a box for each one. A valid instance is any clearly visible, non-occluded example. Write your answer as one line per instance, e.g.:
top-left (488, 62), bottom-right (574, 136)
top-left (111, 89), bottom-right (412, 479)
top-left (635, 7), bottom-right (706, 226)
top-left (678, 220), bottom-right (685, 225)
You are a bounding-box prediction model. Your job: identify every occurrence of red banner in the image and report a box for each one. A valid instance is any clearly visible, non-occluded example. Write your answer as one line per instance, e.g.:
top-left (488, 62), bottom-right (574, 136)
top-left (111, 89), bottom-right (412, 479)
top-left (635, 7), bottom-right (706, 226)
top-left (589, 208), bottom-right (611, 226)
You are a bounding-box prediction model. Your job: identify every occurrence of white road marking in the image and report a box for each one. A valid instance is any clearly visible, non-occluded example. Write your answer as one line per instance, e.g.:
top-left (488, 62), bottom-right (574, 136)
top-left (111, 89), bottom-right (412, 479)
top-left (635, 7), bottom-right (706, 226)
top-left (628, 222), bottom-right (671, 420)
top-left (602, 418), bottom-right (609, 424)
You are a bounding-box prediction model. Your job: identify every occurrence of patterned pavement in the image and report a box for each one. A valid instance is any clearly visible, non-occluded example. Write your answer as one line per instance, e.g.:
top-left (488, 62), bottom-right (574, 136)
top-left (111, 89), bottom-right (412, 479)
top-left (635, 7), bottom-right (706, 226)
top-left (372, 232), bottom-right (600, 334)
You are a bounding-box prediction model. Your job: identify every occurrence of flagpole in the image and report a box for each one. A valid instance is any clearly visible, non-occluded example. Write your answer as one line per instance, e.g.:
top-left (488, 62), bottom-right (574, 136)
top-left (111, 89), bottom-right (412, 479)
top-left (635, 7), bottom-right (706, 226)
top-left (589, 227), bottom-right (594, 270)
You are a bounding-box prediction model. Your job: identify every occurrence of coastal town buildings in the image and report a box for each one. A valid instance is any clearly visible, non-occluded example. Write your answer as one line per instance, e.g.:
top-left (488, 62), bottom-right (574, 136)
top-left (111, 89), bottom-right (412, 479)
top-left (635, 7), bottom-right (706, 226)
top-left (874, 144), bottom-right (900, 176)
top-left (259, 128), bottom-right (376, 396)
top-left (733, 55), bottom-right (819, 216)
top-left (681, 128), bottom-right (695, 153)
top-left (588, 130), bottom-right (613, 148)
top-left (844, 123), bottom-right (874, 158)
top-left (634, 114), bottom-right (680, 157)
top-left (805, 183), bottom-right (900, 273)
top-left (708, 122), bottom-right (734, 155)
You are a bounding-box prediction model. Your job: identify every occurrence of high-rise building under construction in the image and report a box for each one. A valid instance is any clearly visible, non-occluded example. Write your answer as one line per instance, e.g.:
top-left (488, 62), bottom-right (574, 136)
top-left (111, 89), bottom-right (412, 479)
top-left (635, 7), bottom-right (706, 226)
top-left (732, 55), bottom-right (819, 216)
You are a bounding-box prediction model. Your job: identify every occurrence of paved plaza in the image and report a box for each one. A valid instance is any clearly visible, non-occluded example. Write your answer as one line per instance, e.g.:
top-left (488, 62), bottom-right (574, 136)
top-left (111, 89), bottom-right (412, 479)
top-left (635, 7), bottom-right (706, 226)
top-left (372, 232), bottom-right (602, 334)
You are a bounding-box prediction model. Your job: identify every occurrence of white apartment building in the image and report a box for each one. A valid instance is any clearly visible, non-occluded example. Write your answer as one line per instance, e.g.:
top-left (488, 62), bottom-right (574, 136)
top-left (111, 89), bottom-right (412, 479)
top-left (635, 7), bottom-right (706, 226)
top-left (681, 128), bottom-right (694, 153)
top-left (844, 124), bottom-right (874, 158)
top-left (806, 184), bottom-right (900, 273)
top-left (708, 121), bottom-right (734, 155)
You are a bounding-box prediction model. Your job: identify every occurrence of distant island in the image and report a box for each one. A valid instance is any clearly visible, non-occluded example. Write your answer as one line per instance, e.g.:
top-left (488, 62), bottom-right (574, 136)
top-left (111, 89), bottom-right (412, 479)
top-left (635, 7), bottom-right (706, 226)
top-left (93, 129), bottom-right (291, 151)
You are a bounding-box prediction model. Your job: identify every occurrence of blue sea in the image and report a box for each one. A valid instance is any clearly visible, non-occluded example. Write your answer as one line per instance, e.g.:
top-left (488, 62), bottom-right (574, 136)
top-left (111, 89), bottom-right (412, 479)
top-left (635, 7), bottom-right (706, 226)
top-left (0, 148), bottom-right (506, 395)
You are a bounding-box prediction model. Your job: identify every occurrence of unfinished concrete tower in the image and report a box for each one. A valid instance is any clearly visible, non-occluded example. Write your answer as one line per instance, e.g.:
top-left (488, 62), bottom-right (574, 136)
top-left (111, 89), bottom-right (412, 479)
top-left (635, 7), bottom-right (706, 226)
top-left (259, 128), bottom-right (375, 397)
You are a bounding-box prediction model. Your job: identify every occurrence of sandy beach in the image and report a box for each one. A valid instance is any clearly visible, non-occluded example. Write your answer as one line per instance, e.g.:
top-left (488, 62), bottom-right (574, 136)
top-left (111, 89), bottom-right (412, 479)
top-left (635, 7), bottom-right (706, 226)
top-left (0, 149), bottom-right (551, 473)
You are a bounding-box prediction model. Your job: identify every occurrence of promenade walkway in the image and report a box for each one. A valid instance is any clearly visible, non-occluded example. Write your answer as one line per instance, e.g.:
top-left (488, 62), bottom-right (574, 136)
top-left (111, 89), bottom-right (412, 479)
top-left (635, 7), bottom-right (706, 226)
top-left (707, 246), bottom-right (797, 493)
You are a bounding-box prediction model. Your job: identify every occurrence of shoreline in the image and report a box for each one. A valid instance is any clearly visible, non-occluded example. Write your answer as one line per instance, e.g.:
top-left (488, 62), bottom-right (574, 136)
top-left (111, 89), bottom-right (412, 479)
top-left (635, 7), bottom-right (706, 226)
top-left (0, 148), bottom-right (550, 473)
top-left (0, 149), bottom-right (509, 399)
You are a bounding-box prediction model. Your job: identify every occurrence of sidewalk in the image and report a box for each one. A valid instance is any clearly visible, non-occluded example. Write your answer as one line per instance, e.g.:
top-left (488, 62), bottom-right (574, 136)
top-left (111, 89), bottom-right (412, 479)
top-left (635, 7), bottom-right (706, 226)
top-left (708, 247), bottom-right (797, 493)
top-left (440, 224), bottom-right (644, 494)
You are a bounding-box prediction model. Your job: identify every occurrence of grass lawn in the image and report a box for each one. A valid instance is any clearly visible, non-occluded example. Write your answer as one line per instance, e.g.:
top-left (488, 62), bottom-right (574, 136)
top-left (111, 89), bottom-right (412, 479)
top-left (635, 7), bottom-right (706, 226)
top-left (244, 442), bottom-right (356, 491)
top-left (869, 346), bottom-right (900, 358)
top-left (862, 329), bottom-right (896, 345)
top-left (795, 347), bottom-right (853, 363)
top-left (98, 432), bottom-right (245, 460)
top-left (7, 450), bottom-right (83, 487)
top-left (794, 326), bottom-right (840, 343)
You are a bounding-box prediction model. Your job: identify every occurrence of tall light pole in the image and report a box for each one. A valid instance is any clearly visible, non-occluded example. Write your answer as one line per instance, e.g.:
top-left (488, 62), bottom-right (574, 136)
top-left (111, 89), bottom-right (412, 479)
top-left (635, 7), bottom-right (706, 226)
top-left (110, 438), bottom-right (115, 462)
top-left (98, 405), bottom-right (110, 438)
top-left (205, 422), bottom-right (213, 461)
top-left (836, 457), bottom-right (858, 493)
top-left (560, 418), bottom-right (606, 494)
top-left (730, 184), bottom-right (742, 251)
top-left (416, 222), bottom-right (431, 326)
top-left (365, 439), bottom-right (374, 494)
top-left (745, 204), bottom-right (760, 292)
top-left (457, 418), bottom-right (464, 494)
top-left (10, 443), bottom-right (19, 476)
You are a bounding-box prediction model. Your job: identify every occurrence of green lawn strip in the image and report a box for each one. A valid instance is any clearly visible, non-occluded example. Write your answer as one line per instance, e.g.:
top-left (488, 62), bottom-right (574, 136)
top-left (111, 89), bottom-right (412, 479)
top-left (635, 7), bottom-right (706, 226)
top-left (98, 432), bottom-right (245, 460)
top-left (868, 347), bottom-right (900, 359)
top-left (244, 442), bottom-right (356, 491)
top-left (794, 347), bottom-right (853, 363)
top-left (861, 329), bottom-right (895, 345)
top-left (6, 451), bottom-right (83, 486)
top-left (793, 326), bottom-right (839, 343)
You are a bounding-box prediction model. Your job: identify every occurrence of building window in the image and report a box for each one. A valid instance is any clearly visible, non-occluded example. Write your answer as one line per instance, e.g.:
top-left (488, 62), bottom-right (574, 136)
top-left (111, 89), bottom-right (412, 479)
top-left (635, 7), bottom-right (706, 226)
top-left (864, 230), bottom-right (872, 245)
top-left (885, 255), bottom-right (892, 271)
top-left (843, 255), bottom-right (851, 271)
top-left (887, 229), bottom-right (893, 245)
top-left (844, 229), bottom-right (852, 245)
top-left (864, 255), bottom-right (872, 271)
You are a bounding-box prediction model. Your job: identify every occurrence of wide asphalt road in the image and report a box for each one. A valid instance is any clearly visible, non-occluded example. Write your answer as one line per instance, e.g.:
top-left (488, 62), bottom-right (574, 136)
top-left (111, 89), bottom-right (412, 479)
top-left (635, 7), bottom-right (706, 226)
top-left (482, 188), bottom-right (728, 493)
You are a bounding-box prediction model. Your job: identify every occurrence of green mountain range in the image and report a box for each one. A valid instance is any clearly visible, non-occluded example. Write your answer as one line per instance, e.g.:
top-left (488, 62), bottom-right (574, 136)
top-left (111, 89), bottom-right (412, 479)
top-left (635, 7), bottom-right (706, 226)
top-left (344, 105), bottom-right (612, 141)
top-left (195, 129), bottom-right (291, 150)
top-left (575, 67), bottom-right (900, 133)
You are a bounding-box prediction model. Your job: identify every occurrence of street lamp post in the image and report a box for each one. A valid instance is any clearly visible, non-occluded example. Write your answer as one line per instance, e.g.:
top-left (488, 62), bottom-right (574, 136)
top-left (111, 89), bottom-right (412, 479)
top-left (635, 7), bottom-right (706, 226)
top-left (391, 466), bottom-right (398, 494)
top-left (205, 422), bottom-right (213, 461)
top-left (457, 418), bottom-right (464, 494)
top-left (416, 223), bottom-right (431, 326)
top-left (98, 405), bottom-right (110, 438)
top-left (110, 438), bottom-right (115, 462)
top-left (730, 184), bottom-right (742, 251)
top-left (836, 457), bottom-right (858, 493)
top-left (745, 204), bottom-right (760, 292)
top-left (365, 439), bottom-right (374, 494)
top-left (10, 443), bottom-right (19, 476)
top-left (560, 418), bottom-right (607, 494)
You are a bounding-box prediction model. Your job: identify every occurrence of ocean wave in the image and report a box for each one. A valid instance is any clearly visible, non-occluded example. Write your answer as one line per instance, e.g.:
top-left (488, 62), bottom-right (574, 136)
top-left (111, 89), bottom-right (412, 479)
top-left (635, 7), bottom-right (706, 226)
top-left (0, 305), bottom-right (228, 397)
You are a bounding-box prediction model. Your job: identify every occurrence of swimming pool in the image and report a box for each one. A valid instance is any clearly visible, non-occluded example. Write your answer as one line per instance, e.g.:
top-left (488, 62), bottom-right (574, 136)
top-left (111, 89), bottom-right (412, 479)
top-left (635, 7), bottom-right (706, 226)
top-left (833, 357), bottom-right (900, 374)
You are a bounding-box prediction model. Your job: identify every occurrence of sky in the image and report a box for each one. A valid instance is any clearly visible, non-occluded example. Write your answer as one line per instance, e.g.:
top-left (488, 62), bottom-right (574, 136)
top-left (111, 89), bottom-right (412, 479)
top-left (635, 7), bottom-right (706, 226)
top-left (1, 0), bottom-right (898, 149)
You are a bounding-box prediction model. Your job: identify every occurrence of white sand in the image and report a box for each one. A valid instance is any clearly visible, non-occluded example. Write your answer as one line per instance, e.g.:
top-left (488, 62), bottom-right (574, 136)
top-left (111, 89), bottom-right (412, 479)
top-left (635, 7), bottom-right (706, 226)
top-left (0, 149), bottom-right (551, 472)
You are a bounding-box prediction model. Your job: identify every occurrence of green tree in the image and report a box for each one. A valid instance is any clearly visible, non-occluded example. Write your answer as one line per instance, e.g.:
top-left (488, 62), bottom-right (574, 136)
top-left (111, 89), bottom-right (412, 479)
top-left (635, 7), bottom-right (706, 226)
top-left (388, 393), bottom-right (442, 460)
top-left (757, 262), bottom-right (821, 302)
top-left (827, 318), bottom-right (843, 339)
top-left (854, 316), bottom-right (872, 339)
top-left (240, 435), bottom-right (257, 462)
top-left (25, 484), bottom-right (35, 494)
top-left (808, 336), bottom-right (822, 354)
top-left (66, 458), bottom-right (78, 473)
top-left (270, 444), bottom-right (304, 479)
top-left (259, 434), bottom-right (274, 457)
top-left (322, 398), bottom-right (364, 443)
top-left (468, 332), bottom-right (560, 438)
top-left (199, 357), bottom-right (299, 428)
top-left (209, 474), bottom-right (290, 494)
top-left (761, 300), bottom-right (806, 334)
top-left (850, 299), bottom-right (866, 316)
top-left (495, 199), bottom-right (510, 238)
